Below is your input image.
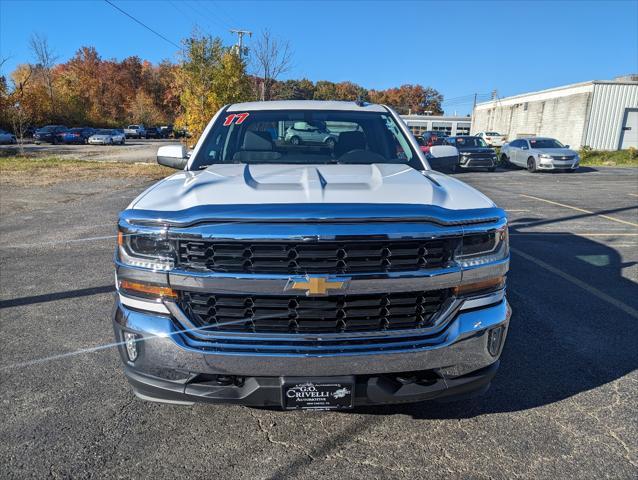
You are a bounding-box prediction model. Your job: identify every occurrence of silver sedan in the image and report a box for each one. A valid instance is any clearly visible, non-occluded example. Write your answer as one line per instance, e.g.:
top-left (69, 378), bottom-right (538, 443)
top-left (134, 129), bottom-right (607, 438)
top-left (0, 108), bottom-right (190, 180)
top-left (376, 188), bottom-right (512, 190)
top-left (88, 129), bottom-right (126, 145)
top-left (500, 137), bottom-right (579, 172)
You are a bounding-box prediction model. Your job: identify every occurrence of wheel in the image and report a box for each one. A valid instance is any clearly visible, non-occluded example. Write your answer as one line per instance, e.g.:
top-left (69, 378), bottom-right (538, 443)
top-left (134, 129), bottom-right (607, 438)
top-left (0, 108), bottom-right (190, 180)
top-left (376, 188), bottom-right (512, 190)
top-left (121, 138), bottom-right (125, 145)
top-left (527, 156), bottom-right (537, 173)
top-left (289, 136), bottom-right (301, 145)
top-left (109, 138), bottom-right (113, 145)
top-left (500, 153), bottom-right (510, 167)
top-left (325, 138), bottom-right (336, 148)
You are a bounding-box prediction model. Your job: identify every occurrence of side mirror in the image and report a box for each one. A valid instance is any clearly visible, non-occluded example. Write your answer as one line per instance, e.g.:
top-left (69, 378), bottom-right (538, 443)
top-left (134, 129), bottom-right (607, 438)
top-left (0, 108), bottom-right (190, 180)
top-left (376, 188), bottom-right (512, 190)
top-left (157, 144), bottom-right (188, 169)
top-left (564, 145), bottom-right (570, 149)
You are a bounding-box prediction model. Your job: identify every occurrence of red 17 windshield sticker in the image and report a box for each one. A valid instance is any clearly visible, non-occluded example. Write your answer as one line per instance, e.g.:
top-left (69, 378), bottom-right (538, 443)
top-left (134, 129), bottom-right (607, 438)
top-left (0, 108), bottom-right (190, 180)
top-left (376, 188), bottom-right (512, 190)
top-left (223, 112), bottom-right (250, 126)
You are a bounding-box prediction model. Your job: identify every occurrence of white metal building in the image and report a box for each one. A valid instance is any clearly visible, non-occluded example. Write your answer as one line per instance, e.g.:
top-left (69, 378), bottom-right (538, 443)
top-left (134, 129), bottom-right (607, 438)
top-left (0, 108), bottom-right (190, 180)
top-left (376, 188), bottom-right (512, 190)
top-left (401, 115), bottom-right (472, 138)
top-left (471, 76), bottom-right (638, 150)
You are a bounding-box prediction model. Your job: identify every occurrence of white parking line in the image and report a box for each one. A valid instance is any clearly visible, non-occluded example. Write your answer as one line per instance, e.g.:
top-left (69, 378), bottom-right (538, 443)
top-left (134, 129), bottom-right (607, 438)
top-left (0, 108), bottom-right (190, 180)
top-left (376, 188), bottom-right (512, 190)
top-left (520, 194), bottom-right (638, 227)
top-left (629, 193), bottom-right (638, 197)
top-left (511, 247), bottom-right (638, 320)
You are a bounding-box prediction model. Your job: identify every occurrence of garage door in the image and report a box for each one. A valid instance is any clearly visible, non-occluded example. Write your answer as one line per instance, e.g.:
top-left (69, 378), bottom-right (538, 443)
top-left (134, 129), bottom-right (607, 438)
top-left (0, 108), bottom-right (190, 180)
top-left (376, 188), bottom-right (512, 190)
top-left (620, 108), bottom-right (638, 149)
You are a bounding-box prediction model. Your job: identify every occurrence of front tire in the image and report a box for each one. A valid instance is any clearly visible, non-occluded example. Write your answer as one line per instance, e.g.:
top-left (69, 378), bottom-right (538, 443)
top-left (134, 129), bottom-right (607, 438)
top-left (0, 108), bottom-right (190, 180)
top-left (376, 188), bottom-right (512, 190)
top-left (527, 156), bottom-right (538, 173)
top-left (289, 136), bottom-right (301, 145)
top-left (500, 153), bottom-right (510, 167)
top-left (325, 138), bottom-right (336, 148)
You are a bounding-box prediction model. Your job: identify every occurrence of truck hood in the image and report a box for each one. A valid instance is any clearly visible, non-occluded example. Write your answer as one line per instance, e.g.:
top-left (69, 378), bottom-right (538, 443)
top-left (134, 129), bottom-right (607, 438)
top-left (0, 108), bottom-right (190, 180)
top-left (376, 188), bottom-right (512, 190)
top-left (130, 163), bottom-right (495, 212)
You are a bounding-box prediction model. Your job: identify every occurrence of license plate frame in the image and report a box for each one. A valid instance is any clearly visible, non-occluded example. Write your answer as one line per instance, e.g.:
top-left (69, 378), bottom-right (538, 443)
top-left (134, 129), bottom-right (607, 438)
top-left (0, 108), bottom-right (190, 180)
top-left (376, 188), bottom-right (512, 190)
top-left (282, 377), bottom-right (355, 410)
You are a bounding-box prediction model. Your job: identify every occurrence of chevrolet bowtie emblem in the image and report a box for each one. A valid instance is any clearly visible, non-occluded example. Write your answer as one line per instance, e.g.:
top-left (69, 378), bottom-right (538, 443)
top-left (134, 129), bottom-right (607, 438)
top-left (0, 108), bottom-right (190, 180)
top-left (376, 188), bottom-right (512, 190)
top-left (286, 276), bottom-right (350, 296)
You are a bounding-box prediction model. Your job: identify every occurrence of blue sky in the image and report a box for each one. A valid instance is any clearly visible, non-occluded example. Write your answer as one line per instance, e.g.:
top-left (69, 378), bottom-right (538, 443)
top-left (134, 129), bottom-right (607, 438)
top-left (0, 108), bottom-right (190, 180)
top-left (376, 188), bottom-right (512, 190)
top-left (1, 0), bottom-right (637, 114)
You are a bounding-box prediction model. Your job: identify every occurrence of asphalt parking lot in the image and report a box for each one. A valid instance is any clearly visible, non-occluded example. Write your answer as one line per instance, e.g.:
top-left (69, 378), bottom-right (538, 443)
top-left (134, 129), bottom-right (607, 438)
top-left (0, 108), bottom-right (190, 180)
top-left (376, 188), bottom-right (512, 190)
top-left (1, 166), bottom-right (637, 479)
top-left (0, 138), bottom-right (173, 163)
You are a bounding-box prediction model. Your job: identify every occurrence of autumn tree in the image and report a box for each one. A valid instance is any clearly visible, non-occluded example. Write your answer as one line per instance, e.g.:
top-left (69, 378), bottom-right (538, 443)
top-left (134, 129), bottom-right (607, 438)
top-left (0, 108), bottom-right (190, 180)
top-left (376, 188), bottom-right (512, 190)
top-left (128, 90), bottom-right (164, 126)
top-left (173, 33), bottom-right (251, 140)
top-left (313, 80), bottom-right (338, 100)
top-left (369, 84), bottom-right (442, 115)
top-left (334, 81), bottom-right (368, 101)
top-left (272, 78), bottom-right (315, 100)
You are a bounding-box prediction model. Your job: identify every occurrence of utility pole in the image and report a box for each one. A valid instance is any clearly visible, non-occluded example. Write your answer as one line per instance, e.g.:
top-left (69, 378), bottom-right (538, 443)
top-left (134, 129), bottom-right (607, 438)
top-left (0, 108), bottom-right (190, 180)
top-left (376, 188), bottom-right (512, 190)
top-left (472, 92), bottom-right (478, 112)
top-left (229, 29), bottom-right (252, 57)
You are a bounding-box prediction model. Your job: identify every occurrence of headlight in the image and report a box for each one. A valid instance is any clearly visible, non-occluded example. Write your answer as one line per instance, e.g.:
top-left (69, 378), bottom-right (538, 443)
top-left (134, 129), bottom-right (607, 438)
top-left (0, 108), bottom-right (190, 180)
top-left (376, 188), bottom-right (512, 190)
top-left (117, 229), bottom-right (175, 270)
top-left (539, 154), bottom-right (553, 159)
top-left (456, 226), bottom-right (508, 267)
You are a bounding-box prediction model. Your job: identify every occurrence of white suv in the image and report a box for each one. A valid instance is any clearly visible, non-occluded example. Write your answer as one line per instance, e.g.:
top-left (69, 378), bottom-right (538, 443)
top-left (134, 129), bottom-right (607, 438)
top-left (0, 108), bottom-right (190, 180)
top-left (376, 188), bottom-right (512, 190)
top-left (475, 131), bottom-right (506, 147)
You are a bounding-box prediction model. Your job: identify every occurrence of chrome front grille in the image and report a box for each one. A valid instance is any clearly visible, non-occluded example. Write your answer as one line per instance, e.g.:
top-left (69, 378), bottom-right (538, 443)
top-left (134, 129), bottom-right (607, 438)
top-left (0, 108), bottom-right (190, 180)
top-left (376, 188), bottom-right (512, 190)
top-left (551, 155), bottom-right (575, 161)
top-left (179, 289), bottom-right (451, 334)
top-left (177, 239), bottom-right (452, 274)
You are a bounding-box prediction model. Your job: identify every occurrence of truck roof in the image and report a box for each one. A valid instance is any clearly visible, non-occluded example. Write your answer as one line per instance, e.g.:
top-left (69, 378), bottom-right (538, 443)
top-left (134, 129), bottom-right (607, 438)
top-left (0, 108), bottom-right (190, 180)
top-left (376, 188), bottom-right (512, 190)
top-left (226, 100), bottom-right (388, 113)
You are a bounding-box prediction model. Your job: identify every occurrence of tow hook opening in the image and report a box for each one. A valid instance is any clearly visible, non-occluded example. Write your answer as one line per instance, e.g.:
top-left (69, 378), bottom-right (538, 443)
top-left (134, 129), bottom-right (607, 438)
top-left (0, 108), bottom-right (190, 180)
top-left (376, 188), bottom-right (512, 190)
top-left (190, 374), bottom-right (246, 387)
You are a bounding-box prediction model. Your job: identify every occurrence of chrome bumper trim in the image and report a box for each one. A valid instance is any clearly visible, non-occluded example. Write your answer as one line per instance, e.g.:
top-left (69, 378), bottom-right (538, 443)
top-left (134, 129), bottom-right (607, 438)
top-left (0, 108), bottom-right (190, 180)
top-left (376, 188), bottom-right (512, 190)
top-left (114, 299), bottom-right (510, 377)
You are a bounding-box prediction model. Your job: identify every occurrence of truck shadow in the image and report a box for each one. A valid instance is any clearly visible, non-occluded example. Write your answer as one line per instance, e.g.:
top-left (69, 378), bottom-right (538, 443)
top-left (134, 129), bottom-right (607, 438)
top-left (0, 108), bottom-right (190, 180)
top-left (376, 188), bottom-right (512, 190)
top-left (357, 230), bottom-right (638, 419)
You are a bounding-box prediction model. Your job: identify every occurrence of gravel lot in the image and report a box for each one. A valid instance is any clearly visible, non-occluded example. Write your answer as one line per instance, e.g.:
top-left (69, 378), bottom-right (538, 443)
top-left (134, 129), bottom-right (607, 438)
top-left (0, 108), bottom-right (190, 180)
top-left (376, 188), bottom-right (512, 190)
top-left (0, 138), bottom-right (175, 163)
top-left (1, 165), bottom-right (637, 479)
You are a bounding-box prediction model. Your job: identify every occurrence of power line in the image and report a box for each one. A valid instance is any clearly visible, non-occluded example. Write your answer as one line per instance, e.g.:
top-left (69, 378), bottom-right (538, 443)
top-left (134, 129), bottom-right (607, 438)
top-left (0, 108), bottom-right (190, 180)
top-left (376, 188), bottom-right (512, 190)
top-left (104, 0), bottom-right (181, 49)
top-left (195, 0), bottom-right (233, 30)
top-left (208, 1), bottom-right (242, 29)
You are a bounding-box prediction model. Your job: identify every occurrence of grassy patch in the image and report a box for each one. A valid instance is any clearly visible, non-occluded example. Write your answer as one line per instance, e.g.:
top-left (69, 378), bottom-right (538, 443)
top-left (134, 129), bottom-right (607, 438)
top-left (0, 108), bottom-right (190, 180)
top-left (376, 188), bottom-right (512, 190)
top-left (0, 156), bottom-right (173, 186)
top-left (578, 147), bottom-right (638, 167)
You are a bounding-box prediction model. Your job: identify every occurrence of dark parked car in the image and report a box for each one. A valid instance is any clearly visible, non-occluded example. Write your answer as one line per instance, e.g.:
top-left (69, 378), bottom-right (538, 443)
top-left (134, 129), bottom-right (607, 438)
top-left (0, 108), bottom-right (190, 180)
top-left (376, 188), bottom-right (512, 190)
top-left (158, 125), bottom-right (173, 138)
top-left (34, 125), bottom-right (68, 144)
top-left (0, 129), bottom-right (17, 144)
top-left (56, 127), bottom-right (95, 144)
top-left (144, 127), bottom-right (162, 139)
top-left (419, 131), bottom-right (449, 154)
top-left (446, 136), bottom-right (497, 171)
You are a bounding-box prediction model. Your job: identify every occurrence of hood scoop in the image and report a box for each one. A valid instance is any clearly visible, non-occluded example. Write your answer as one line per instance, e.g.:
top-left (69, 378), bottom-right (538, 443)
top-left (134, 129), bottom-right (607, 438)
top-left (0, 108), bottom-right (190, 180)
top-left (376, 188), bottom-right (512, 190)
top-left (241, 164), bottom-right (384, 199)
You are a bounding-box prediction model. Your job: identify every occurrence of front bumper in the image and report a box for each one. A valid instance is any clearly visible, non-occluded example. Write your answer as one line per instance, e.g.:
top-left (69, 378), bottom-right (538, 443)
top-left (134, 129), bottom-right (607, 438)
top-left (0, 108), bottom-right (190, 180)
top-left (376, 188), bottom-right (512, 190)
top-left (458, 156), bottom-right (497, 168)
top-left (112, 296), bottom-right (510, 406)
top-left (537, 158), bottom-right (579, 170)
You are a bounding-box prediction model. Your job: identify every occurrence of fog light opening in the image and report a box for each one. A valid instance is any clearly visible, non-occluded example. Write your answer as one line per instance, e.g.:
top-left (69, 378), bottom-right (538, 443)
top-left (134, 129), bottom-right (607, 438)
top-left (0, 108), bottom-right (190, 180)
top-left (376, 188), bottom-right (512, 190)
top-left (124, 332), bottom-right (139, 362)
top-left (487, 326), bottom-right (505, 357)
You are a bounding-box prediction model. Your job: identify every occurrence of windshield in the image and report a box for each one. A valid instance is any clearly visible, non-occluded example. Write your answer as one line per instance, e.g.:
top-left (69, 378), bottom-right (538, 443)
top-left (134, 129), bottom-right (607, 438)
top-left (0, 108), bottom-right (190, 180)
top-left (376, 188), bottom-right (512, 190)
top-left (190, 110), bottom-right (421, 170)
top-left (96, 129), bottom-right (112, 135)
top-left (449, 137), bottom-right (488, 148)
top-left (529, 138), bottom-right (565, 149)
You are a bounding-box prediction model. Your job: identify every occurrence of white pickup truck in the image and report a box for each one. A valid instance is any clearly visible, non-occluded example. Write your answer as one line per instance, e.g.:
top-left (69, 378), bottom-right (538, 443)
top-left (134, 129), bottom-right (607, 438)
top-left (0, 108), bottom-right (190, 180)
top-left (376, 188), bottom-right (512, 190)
top-left (113, 100), bottom-right (510, 409)
top-left (124, 124), bottom-right (146, 139)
